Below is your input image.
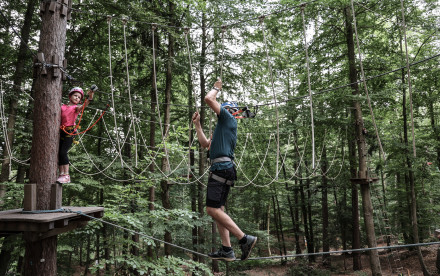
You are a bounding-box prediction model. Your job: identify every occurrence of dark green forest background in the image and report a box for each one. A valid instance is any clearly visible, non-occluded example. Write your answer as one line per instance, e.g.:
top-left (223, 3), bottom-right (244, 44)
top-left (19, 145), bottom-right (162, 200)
top-left (0, 0), bottom-right (439, 275)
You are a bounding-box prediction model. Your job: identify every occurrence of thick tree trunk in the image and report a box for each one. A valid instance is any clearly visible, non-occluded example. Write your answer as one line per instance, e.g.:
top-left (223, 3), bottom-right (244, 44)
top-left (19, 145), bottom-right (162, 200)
top-left (344, 6), bottom-right (381, 275)
top-left (348, 110), bottom-right (361, 270)
top-left (23, 1), bottom-right (68, 274)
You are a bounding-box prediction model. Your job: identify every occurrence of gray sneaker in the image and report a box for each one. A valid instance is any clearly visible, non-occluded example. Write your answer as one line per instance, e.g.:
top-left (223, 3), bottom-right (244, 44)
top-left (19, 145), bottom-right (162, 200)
top-left (240, 235), bottom-right (257, 260)
top-left (208, 248), bottom-right (236, 262)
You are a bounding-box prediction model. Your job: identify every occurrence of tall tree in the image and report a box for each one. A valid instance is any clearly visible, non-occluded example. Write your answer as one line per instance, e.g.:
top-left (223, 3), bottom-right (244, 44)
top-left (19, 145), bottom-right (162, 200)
top-left (23, 0), bottom-right (69, 274)
top-left (344, 5), bottom-right (381, 275)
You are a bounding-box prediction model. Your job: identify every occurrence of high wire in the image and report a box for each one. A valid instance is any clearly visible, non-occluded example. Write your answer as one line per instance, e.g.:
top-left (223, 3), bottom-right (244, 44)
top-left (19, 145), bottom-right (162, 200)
top-left (58, 208), bottom-right (440, 263)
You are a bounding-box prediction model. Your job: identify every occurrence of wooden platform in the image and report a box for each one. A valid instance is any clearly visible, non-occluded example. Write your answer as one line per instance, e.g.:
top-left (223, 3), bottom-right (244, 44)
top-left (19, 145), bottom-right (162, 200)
top-left (0, 206), bottom-right (104, 241)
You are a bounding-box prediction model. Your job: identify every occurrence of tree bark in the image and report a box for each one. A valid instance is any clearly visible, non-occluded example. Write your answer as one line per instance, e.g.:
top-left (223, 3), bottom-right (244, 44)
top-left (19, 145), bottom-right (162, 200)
top-left (400, 31), bottom-right (431, 275)
top-left (197, 11), bottom-right (208, 263)
top-left (274, 188), bottom-right (287, 263)
top-left (344, 6), bottom-right (381, 275)
top-left (147, 25), bottom-right (158, 260)
top-left (305, 173), bottom-right (315, 262)
top-left (23, 1), bottom-right (68, 274)
top-left (348, 109), bottom-right (361, 270)
top-left (160, 5), bottom-right (174, 255)
top-left (321, 144), bottom-right (330, 266)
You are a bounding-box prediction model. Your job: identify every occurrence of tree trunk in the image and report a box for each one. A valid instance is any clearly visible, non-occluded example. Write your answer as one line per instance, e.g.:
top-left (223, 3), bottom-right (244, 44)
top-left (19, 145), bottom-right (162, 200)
top-left (147, 25), bottom-right (158, 260)
top-left (197, 11), bottom-right (208, 263)
top-left (344, 6), bottom-right (381, 275)
top-left (274, 188), bottom-right (287, 263)
top-left (283, 163), bottom-right (298, 256)
top-left (348, 110), bottom-right (361, 270)
top-left (271, 195), bottom-right (281, 253)
top-left (188, 69), bottom-right (199, 263)
top-left (321, 144), bottom-right (330, 266)
top-left (306, 174), bottom-right (315, 262)
top-left (293, 186), bottom-right (302, 254)
top-left (23, 1), bottom-right (68, 274)
top-left (160, 7), bottom-right (174, 255)
top-left (400, 32), bottom-right (430, 275)
top-left (0, 235), bottom-right (19, 275)
top-left (300, 180), bottom-right (310, 256)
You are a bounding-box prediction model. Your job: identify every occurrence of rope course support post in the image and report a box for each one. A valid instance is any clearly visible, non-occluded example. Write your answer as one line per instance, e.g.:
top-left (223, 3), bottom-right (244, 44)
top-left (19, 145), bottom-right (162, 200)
top-left (152, 23), bottom-right (171, 172)
top-left (107, 15), bottom-right (124, 169)
top-left (399, 0), bottom-right (416, 158)
top-left (259, 15), bottom-right (280, 179)
top-left (300, 4), bottom-right (316, 170)
top-left (349, 0), bottom-right (385, 161)
top-left (122, 16), bottom-right (138, 167)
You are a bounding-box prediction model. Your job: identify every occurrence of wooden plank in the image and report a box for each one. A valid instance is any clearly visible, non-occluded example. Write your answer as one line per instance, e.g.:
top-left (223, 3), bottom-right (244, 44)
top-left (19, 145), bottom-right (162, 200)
top-left (0, 206), bottom-right (104, 223)
top-left (0, 221), bottom-right (54, 232)
top-left (50, 183), bottom-right (62, 209)
top-left (49, 1), bottom-right (57, 12)
top-left (24, 221), bottom-right (88, 242)
top-left (0, 207), bottom-right (104, 233)
top-left (52, 55), bottom-right (60, 78)
top-left (54, 218), bottom-right (69, 228)
top-left (23, 184), bottom-right (36, 211)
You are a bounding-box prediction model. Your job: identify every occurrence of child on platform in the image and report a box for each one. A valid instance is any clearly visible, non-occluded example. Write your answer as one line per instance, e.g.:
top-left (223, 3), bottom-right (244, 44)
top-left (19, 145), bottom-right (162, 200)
top-left (57, 86), bottom-right (96, 184)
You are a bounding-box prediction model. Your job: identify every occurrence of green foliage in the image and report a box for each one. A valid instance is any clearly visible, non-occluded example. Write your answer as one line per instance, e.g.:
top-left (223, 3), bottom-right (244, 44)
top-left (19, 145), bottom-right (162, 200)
top-left (1, 0), bottom-right (440, 275)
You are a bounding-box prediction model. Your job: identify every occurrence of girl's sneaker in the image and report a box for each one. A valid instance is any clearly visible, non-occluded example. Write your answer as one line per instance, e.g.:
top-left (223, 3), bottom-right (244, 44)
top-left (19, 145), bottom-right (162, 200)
top-left (56, 174), bottom-right (70, 184)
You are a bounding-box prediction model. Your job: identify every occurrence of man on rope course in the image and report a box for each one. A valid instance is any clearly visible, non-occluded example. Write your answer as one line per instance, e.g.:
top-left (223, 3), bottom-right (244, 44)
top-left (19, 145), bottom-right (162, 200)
top-left (192, 78), bottom-right (257, 262)
top-left (57, 85), bottom-right (97, 184)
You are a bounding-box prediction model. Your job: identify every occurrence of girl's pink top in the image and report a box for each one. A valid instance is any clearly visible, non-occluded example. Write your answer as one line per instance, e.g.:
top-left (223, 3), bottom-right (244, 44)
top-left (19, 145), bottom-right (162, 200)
top-left (61, 104), bottom-right (80, 127)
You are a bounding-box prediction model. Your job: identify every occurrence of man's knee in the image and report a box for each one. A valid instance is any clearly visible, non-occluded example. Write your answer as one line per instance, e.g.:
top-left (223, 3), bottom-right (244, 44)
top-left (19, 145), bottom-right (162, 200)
top-left (206, 206), bottom-right (216, 217)
top-left (206, 206), bottom-right (223, 217)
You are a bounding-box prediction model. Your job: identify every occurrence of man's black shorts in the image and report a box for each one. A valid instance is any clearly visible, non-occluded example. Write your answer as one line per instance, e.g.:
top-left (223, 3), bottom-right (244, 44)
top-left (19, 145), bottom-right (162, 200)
top-left (206, 166), bottom-right (236, 208)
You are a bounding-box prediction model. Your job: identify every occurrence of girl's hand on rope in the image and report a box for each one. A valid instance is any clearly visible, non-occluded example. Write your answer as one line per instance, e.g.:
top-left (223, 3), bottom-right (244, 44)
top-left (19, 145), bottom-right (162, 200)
top-left (87, 84), bottom-right (98, 101)
top-left (192, 112), bottom-right (201, 127)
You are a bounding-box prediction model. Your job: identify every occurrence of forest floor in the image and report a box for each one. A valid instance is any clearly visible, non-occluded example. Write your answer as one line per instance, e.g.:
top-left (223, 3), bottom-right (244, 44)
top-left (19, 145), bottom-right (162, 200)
top-left (218, 244), bottom-right (440, 276)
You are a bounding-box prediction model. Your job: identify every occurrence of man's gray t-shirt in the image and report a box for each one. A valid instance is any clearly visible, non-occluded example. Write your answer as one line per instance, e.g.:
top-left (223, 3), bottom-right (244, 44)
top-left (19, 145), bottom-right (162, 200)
top-left (209, 106), bottom-right (237, 171)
